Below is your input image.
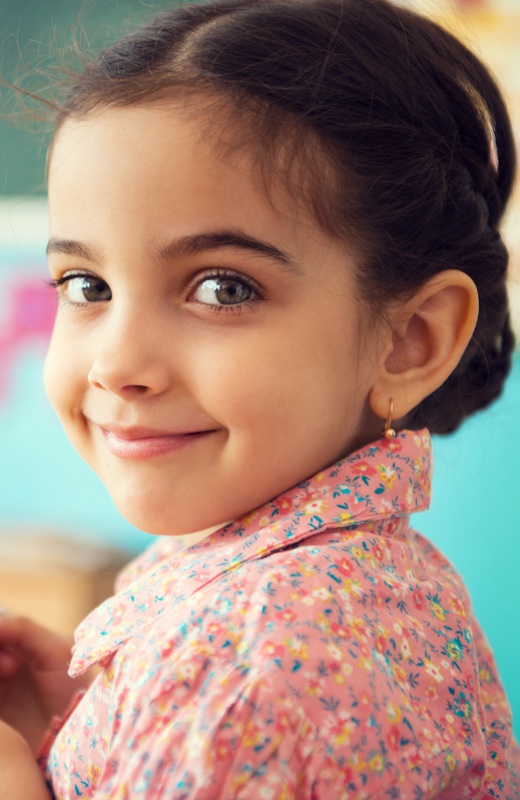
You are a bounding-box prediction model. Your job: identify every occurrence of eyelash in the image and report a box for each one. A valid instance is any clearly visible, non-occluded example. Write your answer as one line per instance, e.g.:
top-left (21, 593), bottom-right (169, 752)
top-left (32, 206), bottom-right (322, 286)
top-left (48, 272), bottom-right (110, 309)
top-left (190, 268), bottom-right (266, 315)
top-left (47, 268), bottom-right (266, 314)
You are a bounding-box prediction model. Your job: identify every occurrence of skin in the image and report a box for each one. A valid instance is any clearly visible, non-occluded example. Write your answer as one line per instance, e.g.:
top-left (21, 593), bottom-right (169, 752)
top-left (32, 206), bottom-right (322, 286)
top-left (0, 720), bottom-right (49, 800)
top-left (43, 102), bottom-right (386, 538)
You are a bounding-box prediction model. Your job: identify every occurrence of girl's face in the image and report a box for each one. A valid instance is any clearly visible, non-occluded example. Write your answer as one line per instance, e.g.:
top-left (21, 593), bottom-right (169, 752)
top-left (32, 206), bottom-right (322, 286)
top-left (45, 103), bottom-right (384, 536)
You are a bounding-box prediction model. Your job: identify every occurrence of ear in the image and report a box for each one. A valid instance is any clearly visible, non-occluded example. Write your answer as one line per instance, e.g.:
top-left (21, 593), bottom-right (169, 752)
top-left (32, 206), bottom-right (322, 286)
top-left (369, 270), bottom-right (479, 423)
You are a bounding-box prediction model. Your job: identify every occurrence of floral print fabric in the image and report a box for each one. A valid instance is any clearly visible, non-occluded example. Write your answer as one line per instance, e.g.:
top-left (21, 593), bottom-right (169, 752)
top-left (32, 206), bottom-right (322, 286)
top-left (45, 430), bottom-right (519, 798)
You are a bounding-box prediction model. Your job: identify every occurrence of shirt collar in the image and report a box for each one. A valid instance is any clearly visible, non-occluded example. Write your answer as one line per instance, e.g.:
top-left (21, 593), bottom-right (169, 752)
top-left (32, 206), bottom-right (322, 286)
top-left (70, 429), bottom-right (432, 675)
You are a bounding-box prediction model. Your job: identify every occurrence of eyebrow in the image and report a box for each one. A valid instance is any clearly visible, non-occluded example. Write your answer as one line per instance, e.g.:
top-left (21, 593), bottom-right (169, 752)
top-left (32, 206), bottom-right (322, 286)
top-left (46, 229), bottom-right (302, 275)
top-left (46, 238), bottom-right (100, 261)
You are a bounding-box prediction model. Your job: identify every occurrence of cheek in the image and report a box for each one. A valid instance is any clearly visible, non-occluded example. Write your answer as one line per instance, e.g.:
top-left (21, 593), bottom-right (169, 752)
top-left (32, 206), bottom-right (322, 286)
top-left (43, 335), bottom-right (61, 412)
top-left (192, 318), bottom-right (364, 434)
top-left (43, 327), bottom-right (83, 421)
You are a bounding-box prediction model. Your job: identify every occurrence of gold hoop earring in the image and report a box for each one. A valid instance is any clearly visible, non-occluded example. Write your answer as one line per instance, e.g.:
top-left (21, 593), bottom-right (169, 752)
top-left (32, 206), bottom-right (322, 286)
top-left (383, 398), bottom-right (396, 439)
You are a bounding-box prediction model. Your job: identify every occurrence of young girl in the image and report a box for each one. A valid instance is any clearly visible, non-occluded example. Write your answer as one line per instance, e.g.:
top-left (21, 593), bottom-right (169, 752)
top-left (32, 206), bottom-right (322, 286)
top-left (0, 0), bottom-right (518, 796)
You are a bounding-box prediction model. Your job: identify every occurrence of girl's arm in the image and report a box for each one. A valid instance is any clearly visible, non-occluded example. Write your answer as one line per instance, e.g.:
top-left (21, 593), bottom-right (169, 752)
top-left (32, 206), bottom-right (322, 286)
top-left (0, 721), bottom-right (51, 800)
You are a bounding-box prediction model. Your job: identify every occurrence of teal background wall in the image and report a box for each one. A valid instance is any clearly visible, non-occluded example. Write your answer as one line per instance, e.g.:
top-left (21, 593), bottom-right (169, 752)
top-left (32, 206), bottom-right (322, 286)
top-left (1, 0), bottom-right (519, 741)
top-left (0, 0), bottom-right (175, 197)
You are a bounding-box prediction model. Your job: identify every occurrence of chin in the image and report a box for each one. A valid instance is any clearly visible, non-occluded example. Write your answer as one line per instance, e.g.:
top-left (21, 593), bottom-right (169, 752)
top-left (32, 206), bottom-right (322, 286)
top-left (114, 504), bottom-right (182, 537)
top-left (112, 497), bottom-right (223, 538)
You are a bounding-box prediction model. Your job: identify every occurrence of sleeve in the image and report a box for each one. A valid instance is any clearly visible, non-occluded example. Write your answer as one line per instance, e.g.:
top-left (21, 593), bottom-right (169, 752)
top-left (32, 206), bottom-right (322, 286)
top-left (37, 691), bottom-right (86, 796)
top-left (81, 661), bottom-right (337, 800)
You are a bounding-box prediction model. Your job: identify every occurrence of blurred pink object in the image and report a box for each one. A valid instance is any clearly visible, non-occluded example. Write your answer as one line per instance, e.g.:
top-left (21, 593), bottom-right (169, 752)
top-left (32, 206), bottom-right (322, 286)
top-left (456, 0), bottom-right (487, 8)
top-left (0, 277), bottom-right (57, 401)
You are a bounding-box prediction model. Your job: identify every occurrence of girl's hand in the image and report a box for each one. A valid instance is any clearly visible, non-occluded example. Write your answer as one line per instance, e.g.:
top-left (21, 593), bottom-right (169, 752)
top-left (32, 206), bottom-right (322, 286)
top-left (0, 720), bottom-right (51, 799)
top-left (0, 615), bottom-right (89, 752)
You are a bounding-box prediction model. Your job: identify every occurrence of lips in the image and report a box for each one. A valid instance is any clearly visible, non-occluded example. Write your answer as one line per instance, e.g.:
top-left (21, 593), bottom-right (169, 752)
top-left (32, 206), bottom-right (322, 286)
top-left (97, 424), bottom-right (217, 460)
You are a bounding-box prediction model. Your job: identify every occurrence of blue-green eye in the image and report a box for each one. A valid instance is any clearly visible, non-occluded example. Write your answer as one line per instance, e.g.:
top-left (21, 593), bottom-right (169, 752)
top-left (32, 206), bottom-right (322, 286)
top-left (193, 275), bottom-right (255, 306)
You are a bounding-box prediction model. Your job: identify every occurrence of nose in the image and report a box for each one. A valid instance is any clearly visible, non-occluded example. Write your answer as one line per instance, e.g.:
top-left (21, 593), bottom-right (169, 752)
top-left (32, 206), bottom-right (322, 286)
top-left (87, 304), bottom-right (171, 398)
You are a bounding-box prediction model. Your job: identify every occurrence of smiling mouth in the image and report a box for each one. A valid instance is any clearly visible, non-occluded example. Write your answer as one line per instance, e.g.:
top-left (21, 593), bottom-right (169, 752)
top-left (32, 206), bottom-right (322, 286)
top-left (99, 427), bottom-right (218, 460)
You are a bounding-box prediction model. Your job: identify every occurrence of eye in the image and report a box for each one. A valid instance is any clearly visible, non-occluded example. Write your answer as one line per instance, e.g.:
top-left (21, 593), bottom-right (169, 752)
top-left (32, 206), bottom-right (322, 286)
top-left (192, 273), bottom-right (258, 307)
top-left (51, 273), bottom-right (112, 304)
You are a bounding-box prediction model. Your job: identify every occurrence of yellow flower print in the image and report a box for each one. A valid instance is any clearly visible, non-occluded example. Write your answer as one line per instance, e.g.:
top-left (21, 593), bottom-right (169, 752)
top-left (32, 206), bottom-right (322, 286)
top-left (305, 673), bottom-right (326, 696)
top-left (424, 659), bottom-right (444, 683)
top-left (243, 723), bottom-right (265, 749)
top-left (332, 661), bottom-right (354, 685)
top-left (326, 711), bottom-right (356, 746)
top-left (236, 639), bottom-right (250, 660)
top-left (446, 640), bottom-right (463, 662)
top-left (349, 617), bottom-right (367, 637)
top-left (87, 763), bottom-right (102, 783)
top-left (284, 637), bottom-right (309, 660)
top-left (479, 667), bottom-right (492, 684)
top-left (413, 457), bottom-right (423, 475)
top-left (102, 664), bottom-right (115, 687)
top-left (444, 752), bottom-right (457, 773)
top-left (299, 562), bottom-right (317, 577)
top-left (393, 663), bottom-right (407, 683)
top-left (317, 612), bottom-right (332, 633)
top-left (448, 595), bottom-right (467, 618)
top-left (430, 599), bottom-right (447, 621)
top-left (377, 464), bottom-right (397, 487)
top-left (386, 702), bottom-right (402, 724)
top-left (367, 752), bottom-right (386, 773)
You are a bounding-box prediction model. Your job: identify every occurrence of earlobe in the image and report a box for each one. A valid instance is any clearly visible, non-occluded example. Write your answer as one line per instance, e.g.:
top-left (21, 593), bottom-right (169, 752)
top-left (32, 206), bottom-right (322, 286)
top-left (369, 270), bottom-right (479, 423)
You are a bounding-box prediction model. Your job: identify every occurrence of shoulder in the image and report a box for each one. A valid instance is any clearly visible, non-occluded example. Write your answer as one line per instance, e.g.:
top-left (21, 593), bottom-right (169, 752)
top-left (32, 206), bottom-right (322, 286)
top-left (78, 528), bottom-right (516, 798)
top-left (135, 524), bottom-right (473, 676)
top-left (122, 525), bottom-right (471, 734)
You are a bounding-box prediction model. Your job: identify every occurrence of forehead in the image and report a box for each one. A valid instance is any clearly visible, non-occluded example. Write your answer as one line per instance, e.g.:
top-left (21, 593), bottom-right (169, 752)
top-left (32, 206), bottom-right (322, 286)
top-left (48, 103), bottom-right (335, 261)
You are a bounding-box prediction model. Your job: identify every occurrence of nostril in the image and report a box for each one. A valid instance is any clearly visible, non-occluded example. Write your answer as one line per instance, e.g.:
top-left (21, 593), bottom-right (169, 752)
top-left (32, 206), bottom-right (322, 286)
top-left (122, 384), bottom-right (149, 395)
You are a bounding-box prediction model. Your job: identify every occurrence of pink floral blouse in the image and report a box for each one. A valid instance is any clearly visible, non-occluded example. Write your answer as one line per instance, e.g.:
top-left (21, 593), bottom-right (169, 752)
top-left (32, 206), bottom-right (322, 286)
top-left (42, 430), bottom-right (519, 798)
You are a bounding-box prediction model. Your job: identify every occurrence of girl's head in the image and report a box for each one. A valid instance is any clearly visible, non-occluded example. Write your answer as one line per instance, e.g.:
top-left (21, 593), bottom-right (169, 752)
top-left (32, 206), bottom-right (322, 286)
top-left (44, 0), bottom-right (516, 535)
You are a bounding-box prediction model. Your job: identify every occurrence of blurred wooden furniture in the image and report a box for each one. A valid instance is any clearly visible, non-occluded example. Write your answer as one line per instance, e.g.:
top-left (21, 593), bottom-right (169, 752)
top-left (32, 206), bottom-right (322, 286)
top-left (0, 531), bottom-right (129, 636)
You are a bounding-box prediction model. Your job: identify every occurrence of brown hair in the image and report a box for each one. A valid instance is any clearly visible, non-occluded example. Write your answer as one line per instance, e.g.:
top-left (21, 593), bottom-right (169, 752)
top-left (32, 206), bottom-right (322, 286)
top-left (50, 0), bottom-right (517, 434)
